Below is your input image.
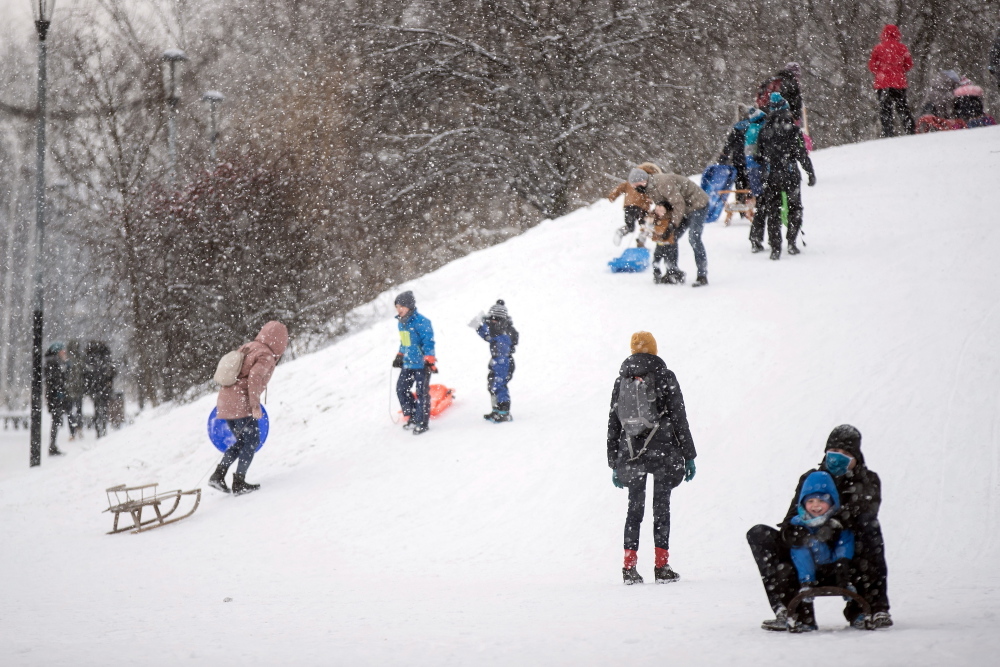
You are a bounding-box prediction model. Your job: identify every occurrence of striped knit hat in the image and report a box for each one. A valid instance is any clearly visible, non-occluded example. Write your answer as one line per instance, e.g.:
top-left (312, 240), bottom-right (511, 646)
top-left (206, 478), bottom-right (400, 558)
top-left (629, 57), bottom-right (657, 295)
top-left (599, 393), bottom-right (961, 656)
top-left (488, 299), bottom-right (509, 320)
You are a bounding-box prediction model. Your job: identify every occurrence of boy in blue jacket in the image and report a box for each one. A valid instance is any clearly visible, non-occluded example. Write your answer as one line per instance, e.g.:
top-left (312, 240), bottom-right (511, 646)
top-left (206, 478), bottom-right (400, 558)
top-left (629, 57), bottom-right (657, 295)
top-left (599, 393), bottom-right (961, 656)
top-left (470, 300), bottom-right (518, 423)
top-left (785, 470), bottom-right (855, 631)
top-left (392, 291), bottom-right (436, 435)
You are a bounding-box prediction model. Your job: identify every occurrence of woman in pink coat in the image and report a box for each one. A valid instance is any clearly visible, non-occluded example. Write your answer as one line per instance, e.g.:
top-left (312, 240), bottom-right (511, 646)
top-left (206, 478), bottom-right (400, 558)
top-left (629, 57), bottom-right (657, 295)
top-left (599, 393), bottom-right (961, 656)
top-left (868, 24), bottom-right (915, 137)
top-left (209, 321), bottom-right (288, 495)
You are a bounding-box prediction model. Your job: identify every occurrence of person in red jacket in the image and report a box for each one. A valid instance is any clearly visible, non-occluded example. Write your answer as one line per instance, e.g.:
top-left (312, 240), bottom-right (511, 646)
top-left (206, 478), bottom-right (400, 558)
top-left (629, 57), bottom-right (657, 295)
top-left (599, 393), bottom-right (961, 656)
top-left (868, 24), bottom-right (915, 137)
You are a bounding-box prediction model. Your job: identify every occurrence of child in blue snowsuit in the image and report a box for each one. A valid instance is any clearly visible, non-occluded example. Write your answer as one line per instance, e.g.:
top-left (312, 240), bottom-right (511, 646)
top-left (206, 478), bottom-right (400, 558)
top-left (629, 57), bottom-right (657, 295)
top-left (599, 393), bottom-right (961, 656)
top-left (470, 300), bottom-right (517, 422)
top-left (392, 291), bottom-right (436, 435)
top-left (786, 471), bottom-right (855, 629)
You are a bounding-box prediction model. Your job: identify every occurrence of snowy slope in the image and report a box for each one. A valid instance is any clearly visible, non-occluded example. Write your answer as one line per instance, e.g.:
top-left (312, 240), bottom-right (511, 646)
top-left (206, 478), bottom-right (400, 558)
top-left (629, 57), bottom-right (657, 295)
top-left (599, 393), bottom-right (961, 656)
top-left (2, 127), bottom-right (999, 666)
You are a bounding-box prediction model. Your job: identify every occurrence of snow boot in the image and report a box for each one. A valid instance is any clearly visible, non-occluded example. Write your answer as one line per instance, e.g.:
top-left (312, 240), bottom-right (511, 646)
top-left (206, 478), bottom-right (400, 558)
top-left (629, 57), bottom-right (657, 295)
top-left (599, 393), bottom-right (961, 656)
top-left (692, 275), bottom-right (708, 288)
top-left (231, 473), bottom-right (260, 496)
top-left (654, 565), bottom-right (680, 583)
top-left (750, 239), bottom-right (765, 253)
top-left (788, 241), bottom-right (801, 255)
top-left (48, 447), bottom-right (64, 456)
top-left (622, 567), bottom-right (644, 585)
top-left (402, 418), bottom-right (413, 430)
top-left (208, 465), bottom-right (230, 493)
top-left (761, 607), bottom-right (789, 632)
top-left (787, 619), bottom-right (818, 633)
top-left (870, 611), bottom-right (893, 629)
top-left (663, 268), bottom-right (686, 284)
top-left (770, 248), bottom-right (781, 261)
top-left (613, 226), bottom-right (628, 246)
top-left (411, 424), bottom-right (429, 435)
top-left (485, 411), bottom-right (512, 423)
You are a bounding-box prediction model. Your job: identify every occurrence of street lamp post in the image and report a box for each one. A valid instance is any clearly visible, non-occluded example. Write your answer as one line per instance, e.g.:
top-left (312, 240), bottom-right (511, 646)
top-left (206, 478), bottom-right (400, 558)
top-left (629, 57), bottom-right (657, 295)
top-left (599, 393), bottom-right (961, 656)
top-left (161, 49), bottom-right (187, 182)
top-left (29, 0), bottom-right (56, 468)
top-left (201, 90), bottom-right (224, 165)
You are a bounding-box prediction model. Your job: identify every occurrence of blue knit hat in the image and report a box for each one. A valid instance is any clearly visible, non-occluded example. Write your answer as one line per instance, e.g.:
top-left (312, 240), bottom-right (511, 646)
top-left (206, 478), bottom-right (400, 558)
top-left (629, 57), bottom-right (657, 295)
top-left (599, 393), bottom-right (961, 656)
top-left (769, 92), bottom-right (789, 112)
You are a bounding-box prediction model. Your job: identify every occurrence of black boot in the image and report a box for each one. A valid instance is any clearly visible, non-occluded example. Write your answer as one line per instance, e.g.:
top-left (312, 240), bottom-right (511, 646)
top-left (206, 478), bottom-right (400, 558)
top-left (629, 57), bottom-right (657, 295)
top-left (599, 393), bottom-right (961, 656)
top-left (485, 401), bottom-right (512, 423)
top-left (770, 248), bottom-right (781, 260)
top-left (48, 447), bottom-right (64, 456)
top-left (692, 275), bottom-right (708, 288)
top-left (622, 567), bottom-right (644, 585)
top-left (208, 465), bottom-right (230, 493)
top-left (654, 565), bottom-right (681, 583)
top-left (231, 473), bottom-right (260, 495)
top-left (788, 241), bottom-right (801, 255)
top-left (750, 239), bottom-right (764, 253)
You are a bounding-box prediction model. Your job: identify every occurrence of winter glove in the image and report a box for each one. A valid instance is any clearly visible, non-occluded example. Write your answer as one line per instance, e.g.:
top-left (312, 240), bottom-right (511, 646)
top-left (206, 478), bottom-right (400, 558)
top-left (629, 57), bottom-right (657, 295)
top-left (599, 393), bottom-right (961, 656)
top-left (612, 470), bottom-right (624, 489)
top-left (424, 355), bottom-right (438, 373)
top-left (392, 353), bottom-right (403, 368)
top-left (684, 459), bottom-right (696, 482)
top-left (468, 311), bottom-right (486, 329)
top-left (807, 172), bottom-right (816, 187)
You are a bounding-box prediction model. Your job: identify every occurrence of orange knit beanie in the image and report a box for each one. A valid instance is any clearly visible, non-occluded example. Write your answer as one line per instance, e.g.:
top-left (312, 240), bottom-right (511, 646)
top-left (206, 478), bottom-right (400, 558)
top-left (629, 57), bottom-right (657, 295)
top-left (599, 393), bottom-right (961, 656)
top-left (630, 331), bottom-right (657, 355)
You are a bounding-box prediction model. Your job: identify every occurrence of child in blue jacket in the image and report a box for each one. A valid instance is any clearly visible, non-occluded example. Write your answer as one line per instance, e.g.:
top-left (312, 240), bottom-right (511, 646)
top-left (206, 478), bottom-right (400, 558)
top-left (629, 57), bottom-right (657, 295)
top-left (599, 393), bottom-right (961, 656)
top-left (784, 470), bottom-right (855, 630)
top-left (469, 300), bottom-right (518, 423)
top-left (392, 291), bottom-right (436, 435)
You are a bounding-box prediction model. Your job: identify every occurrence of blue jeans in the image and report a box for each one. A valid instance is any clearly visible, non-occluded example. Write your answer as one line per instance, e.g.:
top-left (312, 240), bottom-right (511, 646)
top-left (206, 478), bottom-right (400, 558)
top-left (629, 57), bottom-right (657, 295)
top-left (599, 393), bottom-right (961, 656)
top-left (397, 368), bottom-right (431, 427)
top-left (220, 417), bottom-right (260, 477)
top-left (664, 206), bottom-right (709, 278)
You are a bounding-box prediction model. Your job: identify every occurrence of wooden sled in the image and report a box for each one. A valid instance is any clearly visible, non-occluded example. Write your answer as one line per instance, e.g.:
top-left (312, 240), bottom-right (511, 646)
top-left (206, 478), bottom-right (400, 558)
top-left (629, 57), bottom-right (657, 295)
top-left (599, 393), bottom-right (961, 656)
top-left (719, 189), bottom-right (755, 226)
top-left (104, 483), bottom-right (201, 534)
top-left (787, 586), bottom-right (872, 627)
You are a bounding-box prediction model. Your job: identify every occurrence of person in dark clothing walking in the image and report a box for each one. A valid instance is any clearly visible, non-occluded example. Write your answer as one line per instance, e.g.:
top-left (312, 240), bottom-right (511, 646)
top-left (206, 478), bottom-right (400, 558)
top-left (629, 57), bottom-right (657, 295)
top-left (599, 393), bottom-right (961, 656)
top-left (208, 321), bottom-right (288, 495)
top-left (717, 106), bottom-right (755, 208)
top-left (752, 93), bottom-right (816, 259)
top-left (43, 342), bottom-right (68, 456)
top-left (470, 300), bottom-right (518, 423)
top-left (393, 291), bottom-right (436, 435)
top-left (83, 341), bottom-right (116, 438)
top-left (868, 24), bottom-right (916, 137)
top-left (747, 424), bottom-right (893, 632)
top-left (607, 332), bottom-right (697, 585)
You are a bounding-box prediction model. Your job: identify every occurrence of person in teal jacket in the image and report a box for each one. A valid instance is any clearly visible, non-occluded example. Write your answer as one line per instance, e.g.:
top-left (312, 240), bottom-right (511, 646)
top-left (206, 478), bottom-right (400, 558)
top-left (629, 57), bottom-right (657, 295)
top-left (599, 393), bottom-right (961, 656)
top-left (392, 291), bottom-right (436, 435)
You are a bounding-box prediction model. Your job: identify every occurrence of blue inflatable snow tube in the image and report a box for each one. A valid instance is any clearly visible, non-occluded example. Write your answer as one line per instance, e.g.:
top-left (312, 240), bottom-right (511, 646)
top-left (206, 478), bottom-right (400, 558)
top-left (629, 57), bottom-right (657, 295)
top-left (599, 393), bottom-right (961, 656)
top-left (207, 405), bottom-right (269, 453)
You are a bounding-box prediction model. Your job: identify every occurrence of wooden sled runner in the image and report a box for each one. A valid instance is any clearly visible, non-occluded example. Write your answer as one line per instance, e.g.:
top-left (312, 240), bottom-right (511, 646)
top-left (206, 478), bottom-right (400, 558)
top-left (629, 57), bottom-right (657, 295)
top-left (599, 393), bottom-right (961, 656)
top-left (104, 483), bottom-right (201, 534)
top-left (788, 586), bottom-right (872, 626)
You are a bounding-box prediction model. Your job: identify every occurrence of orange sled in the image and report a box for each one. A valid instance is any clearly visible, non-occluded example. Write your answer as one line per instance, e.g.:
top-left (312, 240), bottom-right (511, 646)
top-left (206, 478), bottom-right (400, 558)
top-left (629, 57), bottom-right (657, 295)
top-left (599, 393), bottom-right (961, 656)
top-left (403, 384), bottom-right (455, 419)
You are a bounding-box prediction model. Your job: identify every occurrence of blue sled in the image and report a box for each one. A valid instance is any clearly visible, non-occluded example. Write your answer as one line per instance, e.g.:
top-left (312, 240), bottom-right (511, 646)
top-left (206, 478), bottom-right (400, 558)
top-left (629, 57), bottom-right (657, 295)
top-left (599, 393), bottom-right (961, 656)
top-left (701, 164), bottom-right (737, 223)
top-left (608, 247), bottom-right (650, 273)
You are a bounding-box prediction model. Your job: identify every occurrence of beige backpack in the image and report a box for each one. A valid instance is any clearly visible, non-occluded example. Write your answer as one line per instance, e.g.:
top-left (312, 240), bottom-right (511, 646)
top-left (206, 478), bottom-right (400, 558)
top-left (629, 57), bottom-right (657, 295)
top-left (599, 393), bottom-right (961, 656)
top-left (213, 350), bottom-right (245, 386)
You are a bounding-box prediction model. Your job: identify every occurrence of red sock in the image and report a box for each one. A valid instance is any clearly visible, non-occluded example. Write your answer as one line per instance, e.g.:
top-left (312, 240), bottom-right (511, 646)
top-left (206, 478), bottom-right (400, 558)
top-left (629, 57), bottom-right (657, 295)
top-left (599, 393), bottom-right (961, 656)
top-left (655, 548), bottom-right (669, 568)
top-left (623, 549), bottom-right (638, 569)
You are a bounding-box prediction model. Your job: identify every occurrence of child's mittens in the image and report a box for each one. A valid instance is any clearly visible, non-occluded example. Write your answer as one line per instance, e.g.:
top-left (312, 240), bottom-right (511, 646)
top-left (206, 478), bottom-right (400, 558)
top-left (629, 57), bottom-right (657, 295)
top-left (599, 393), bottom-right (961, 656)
top-left (468, 311), bottom-right (486, 328)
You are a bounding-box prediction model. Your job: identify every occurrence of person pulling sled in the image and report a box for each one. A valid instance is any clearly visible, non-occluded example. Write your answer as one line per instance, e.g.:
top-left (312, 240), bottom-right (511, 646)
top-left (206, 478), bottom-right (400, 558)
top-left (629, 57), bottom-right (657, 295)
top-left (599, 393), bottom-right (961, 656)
top-left (607, 332), bottom-right (697, 585)
top-left (393, 291), bottom-right (437, 435)
top-left (470, 300), bottom-right (518, 423)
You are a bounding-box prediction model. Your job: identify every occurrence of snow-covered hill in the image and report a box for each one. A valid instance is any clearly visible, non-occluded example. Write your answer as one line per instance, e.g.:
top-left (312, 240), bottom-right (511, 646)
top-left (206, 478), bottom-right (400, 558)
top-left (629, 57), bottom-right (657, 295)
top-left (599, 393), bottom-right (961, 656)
top-left (2, 127), bottom-right (999, 666)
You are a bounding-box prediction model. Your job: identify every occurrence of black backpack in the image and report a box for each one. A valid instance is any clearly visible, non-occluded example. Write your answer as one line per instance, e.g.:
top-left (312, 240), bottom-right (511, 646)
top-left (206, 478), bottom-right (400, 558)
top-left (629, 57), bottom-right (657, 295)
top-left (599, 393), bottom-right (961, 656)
top-left (616, 373), bottom-right (665, 462)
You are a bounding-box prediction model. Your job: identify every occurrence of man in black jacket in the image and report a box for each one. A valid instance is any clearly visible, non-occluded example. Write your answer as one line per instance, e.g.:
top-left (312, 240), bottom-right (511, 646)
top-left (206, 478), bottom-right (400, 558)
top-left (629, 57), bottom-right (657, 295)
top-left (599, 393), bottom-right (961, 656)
top-left (752, 93), bottom-right (816, 259)
top-left (747, 425), bottom-right (892, 632)
top-left (607, 331), bottom-right (697, 585)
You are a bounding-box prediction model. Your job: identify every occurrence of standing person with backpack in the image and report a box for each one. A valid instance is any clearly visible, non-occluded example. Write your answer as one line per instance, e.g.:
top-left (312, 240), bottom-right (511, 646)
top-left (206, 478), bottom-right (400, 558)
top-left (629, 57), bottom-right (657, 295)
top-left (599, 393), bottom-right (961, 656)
top-left (392, 291), bottom-right (436, 435)
top-left (753, 93), bottom-right (816, 259)
top-left (470, 300), bottom-right (518, 423)
top-left (208, 321), bottom-right (288, 495)
top-left (868, 24), bottom-right (916, 138)
top-left (607, 332), bottom-right (697, 585)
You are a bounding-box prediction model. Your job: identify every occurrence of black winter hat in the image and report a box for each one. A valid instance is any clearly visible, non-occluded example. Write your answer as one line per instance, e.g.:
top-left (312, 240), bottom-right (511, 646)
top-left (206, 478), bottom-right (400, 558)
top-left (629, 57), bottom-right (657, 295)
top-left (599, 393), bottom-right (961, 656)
top-left (825, 424), bottom-right (864, 464)
top-left (394, 291), bottom-right (416, 310)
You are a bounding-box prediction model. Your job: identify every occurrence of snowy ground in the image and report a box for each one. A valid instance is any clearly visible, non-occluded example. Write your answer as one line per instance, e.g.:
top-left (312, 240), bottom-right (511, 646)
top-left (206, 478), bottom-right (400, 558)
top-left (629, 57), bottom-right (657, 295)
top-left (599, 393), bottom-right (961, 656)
top-left (2, 127), bottom-right (999, 665)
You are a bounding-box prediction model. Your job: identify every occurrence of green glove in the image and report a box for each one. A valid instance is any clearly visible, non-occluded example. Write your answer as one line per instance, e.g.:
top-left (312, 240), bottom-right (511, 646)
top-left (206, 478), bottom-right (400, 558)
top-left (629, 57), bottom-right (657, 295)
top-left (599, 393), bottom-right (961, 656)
top-left (612, 470), bottom-right (624, 489)
top-left (684, 459), bottom-right (696, 482)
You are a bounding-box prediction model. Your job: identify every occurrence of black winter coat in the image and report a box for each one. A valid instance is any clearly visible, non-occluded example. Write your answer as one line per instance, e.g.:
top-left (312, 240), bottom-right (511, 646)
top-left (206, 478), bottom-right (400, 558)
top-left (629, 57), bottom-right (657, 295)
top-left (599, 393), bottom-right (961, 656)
top-left (779, 462), bottom-right (882, 549)
top-left (607, 353), bottom-right (696, 474)
top-left (718, 124), bottom-right (749, 186)
top-left (776, 70), bottom-right (803, 122)
top-left (758, 110), bottom-right (815, 189)
top-left (44, 354), bottom-right (68, 413)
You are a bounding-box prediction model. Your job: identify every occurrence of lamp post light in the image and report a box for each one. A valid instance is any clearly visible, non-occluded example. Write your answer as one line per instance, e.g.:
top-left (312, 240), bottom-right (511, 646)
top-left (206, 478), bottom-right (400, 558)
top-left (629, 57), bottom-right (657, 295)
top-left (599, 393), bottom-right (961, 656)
top-left (201, 90), bottom-right (224, 165)
top-left (161, 48), bottom-right (187, 182)
top-left (28, 0), bottom-right (56, 468)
